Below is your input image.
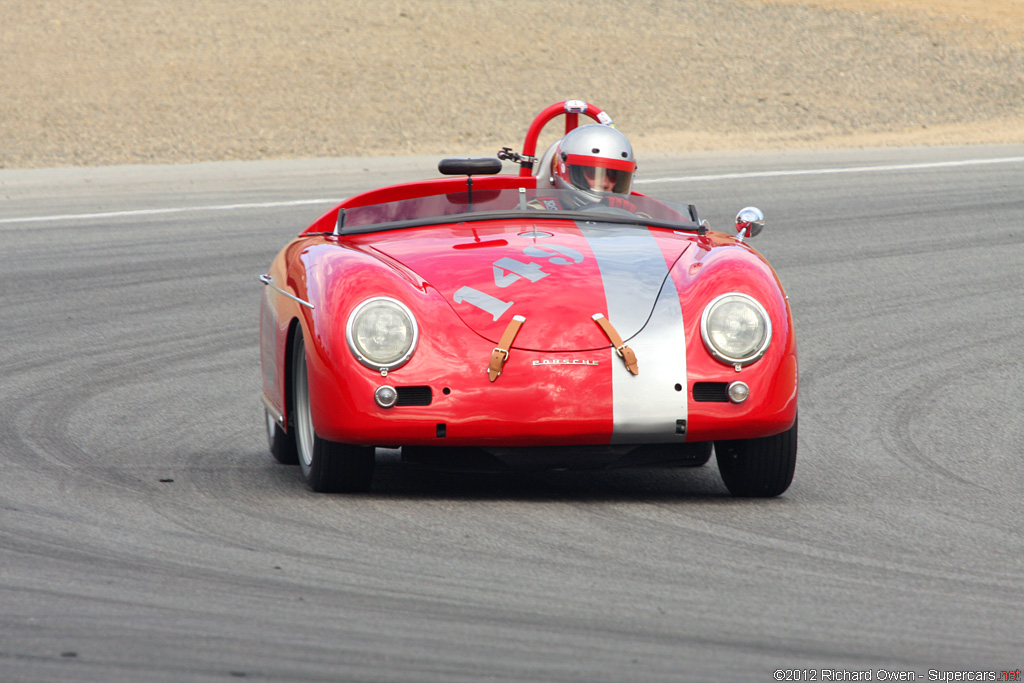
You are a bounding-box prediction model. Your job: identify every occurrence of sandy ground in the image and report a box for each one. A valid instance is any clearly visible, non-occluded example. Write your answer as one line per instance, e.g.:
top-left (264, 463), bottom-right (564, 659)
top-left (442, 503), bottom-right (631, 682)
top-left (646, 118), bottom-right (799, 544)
top-left (1, 0), bottom-right (1022, 168)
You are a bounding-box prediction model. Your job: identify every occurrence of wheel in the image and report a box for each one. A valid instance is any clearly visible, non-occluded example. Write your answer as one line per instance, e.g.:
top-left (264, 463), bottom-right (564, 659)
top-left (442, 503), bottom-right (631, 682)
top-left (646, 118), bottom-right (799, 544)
top-left (292, 331), bottom-right (375, 493)
top-left (265, 407), bottom-right (298, 465)
top-left (714, 416), bottom-right (797, 497)
top-left (662, 441), bottom-right (712, 467)
top-left (686, 441), bottom-right (712, 467)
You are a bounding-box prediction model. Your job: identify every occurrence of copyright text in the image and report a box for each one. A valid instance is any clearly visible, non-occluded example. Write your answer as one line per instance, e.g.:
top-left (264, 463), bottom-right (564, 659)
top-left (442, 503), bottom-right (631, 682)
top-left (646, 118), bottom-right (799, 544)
top-left (773, 670), bottom-right (1021, 682)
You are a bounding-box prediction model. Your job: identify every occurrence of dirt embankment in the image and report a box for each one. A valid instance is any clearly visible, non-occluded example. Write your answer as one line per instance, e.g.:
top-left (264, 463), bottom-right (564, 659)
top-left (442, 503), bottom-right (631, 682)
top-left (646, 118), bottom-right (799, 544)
top-left (1, 0), bottom-right (1022, 169)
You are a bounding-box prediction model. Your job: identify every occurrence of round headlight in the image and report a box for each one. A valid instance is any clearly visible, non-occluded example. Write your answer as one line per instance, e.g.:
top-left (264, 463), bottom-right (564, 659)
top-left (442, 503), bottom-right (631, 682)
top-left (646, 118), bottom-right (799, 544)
top-left (346, 297), bottom-right (418, 371)
top-left (700, 293), bottom-right (771, 366)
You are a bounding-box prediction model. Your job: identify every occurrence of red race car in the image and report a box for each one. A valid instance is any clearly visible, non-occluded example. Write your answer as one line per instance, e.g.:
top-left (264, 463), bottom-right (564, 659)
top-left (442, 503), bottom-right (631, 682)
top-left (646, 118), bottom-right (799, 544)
top-left (259, 100), bottom-right (798, 496)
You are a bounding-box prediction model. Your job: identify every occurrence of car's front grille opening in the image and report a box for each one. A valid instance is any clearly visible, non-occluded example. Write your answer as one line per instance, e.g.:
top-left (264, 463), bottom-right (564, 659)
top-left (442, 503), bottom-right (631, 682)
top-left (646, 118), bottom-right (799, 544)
top-left (692, 382), bottom-right (729, 402)
top-left (396, 386), bottom-right (432, 406)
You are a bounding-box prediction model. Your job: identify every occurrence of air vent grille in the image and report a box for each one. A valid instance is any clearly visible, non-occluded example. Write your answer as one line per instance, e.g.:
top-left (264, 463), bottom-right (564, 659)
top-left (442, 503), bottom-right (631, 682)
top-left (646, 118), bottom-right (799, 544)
top-left (693, 382), bottom-right (729, 403)
top-left (396, 386), bottom-right (432, 406)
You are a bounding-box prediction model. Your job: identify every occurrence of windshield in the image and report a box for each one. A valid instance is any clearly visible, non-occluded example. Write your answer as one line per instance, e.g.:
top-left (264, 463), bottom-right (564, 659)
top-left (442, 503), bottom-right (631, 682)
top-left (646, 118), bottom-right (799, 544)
top-left (337, 188), bottom-right (699, 235)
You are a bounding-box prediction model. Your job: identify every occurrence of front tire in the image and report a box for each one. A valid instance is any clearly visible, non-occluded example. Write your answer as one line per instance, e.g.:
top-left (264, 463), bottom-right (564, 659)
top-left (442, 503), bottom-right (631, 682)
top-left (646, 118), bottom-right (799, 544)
top-left (292, 331), bottom-right (375, 493)
top-left (715, 416), bottom-right (797, 497)
top-left (684, 441), bottom-right (712, 467)
top-left (265, 407), bottom-right (298, 465)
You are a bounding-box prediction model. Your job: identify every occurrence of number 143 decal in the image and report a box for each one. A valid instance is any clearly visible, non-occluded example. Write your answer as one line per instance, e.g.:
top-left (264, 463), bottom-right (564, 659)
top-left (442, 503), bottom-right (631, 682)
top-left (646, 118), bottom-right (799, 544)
top-left (453, 243), bottom-right (584, 321)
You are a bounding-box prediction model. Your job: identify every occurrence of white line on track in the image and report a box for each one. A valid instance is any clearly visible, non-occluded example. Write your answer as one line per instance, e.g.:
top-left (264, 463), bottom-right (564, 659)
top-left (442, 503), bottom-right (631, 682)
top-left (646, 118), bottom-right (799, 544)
top-left (635, 155), bottom-right (1024, 185)
top-left (0, 198), bottom-right (344, 226)
top-left (2, 156), bottom-right (1022, 225)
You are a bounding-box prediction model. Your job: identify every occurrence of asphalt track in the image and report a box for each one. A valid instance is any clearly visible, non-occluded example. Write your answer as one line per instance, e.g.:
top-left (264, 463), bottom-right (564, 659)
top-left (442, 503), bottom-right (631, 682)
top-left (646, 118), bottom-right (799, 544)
top-left (2, 146), bottom-right (1023, 682)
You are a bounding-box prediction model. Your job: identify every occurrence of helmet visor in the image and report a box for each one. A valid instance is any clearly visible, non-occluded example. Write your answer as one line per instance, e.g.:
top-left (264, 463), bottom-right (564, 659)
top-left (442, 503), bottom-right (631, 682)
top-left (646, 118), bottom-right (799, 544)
top-left (563, 154), bottom-right (635, 195)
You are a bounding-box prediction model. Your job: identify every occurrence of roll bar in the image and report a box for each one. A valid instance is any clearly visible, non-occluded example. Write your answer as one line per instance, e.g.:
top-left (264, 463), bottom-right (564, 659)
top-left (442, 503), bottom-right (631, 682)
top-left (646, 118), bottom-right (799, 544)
top-left (517, 100), bottom-right (613, 177)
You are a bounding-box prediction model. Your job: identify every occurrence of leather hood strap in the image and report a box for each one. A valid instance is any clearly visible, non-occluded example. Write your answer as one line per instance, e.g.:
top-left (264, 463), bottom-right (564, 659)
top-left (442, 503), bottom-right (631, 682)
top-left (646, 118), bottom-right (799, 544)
top-left (592, 313), bottom-right (639, 375)
top-left (488, 315), bottom-right (526, 382)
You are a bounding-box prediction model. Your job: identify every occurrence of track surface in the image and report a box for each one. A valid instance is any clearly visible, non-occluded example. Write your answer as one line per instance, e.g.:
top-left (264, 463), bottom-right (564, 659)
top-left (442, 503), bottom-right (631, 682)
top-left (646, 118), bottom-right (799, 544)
top-left (2, 147), bottom-right (1023, 681)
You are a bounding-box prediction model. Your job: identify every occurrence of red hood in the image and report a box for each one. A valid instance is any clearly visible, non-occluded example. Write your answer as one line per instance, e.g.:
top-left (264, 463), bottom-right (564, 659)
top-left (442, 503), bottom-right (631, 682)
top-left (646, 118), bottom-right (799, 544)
top-left (363, 218), bottom-right (694, 352)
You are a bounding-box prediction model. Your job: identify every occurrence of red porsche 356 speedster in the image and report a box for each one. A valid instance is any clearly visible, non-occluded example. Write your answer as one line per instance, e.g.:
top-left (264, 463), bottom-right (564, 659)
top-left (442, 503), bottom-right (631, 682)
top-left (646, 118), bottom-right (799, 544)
top-left (259, 101), bottom-right (798, 496)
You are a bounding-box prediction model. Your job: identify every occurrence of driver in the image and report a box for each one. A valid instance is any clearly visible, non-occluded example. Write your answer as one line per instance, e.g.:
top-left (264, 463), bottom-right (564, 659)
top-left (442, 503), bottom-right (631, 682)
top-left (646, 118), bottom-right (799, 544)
top-left (549, 124), bottom-right (637, 210)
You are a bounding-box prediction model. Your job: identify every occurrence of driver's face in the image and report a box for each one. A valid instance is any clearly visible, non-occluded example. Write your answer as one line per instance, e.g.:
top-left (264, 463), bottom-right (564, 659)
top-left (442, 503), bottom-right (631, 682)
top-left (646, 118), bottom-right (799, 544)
top-left (583, 167), bottom-right (618, 192)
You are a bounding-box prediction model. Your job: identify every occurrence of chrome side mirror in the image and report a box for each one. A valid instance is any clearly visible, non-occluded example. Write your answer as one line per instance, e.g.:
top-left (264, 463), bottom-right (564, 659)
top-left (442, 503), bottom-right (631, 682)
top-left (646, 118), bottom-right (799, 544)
top-left (735, 207), bottom-right (764, 241)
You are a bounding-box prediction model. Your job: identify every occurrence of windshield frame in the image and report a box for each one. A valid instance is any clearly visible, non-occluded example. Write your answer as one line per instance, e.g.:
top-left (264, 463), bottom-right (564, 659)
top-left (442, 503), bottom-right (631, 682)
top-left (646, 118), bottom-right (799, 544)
top-left (332, 188), bottom-right (702, 236)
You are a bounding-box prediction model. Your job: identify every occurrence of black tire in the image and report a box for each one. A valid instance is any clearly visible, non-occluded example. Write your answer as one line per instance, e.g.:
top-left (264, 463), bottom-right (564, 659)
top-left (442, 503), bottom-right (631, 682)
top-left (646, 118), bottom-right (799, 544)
top-left (265, 407), bottom-right (299, 465)
top-left (292, 332), bottom-right (375, 493)
top-left (686, 441), bottom-right (713, 467)
top-left (715, 416), bottom-right (797, 497)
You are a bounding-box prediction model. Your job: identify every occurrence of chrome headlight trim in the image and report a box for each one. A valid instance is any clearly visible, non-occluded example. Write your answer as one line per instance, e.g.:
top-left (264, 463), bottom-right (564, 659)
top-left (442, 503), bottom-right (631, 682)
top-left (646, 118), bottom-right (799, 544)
top-left (345, 297), bottom-right (419, 371)
top-left (700, 293), bottom-right (772, 366)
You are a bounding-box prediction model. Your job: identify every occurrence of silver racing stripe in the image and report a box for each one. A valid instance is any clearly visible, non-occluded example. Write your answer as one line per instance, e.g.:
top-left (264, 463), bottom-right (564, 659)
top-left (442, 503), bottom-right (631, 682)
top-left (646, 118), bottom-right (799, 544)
top-left (578, 222), bottom-right (688, 443)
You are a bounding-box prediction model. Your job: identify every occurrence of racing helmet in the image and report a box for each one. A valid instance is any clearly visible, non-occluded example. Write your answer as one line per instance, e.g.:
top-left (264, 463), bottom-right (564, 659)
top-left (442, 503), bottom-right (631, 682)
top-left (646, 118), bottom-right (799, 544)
top-left (551, 124), bottom-right (636, 202)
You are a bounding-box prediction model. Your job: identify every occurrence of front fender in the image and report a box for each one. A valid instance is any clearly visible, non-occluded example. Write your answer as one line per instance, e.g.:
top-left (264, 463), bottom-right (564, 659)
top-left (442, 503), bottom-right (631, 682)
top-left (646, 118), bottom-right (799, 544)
top-left (672, 237), bottom-right (798, 441)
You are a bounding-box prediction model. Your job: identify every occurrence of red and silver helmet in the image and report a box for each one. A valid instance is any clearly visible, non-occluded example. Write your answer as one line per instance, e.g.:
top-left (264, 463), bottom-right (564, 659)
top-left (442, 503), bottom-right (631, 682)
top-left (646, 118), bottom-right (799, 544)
top-left (551, 124), bottom-right (636, 201)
